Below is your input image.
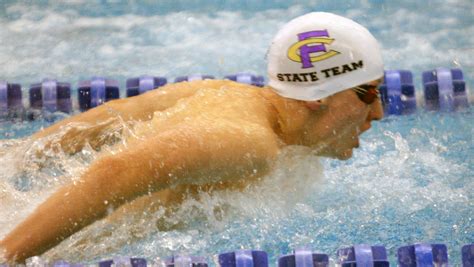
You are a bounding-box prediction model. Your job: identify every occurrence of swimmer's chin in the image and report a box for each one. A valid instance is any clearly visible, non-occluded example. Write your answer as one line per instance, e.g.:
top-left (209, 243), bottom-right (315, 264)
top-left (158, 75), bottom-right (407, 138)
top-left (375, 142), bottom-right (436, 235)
top-left (335, 153), bottom-right (353, 160)
top-left (308, 145), bottom-right (354, 160)
top-left (331, 149), bottom-right (354, 160)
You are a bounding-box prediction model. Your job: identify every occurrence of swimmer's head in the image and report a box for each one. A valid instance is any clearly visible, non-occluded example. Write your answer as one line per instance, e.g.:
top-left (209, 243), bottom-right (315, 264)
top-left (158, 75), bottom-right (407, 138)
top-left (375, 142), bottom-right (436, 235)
top-left (267, 12), bottom-right (384, 101)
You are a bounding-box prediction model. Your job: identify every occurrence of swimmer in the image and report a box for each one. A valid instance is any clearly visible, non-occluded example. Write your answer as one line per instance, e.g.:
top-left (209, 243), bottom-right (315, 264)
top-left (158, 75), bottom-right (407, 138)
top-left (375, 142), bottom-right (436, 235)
top-left (0, 12), bottom-right (384, 263)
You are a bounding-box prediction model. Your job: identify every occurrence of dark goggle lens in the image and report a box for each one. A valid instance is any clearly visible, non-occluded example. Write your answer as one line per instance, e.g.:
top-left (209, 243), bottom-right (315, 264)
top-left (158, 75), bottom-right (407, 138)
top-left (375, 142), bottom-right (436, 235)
top-left (354, 85), bottom-right (380, 104)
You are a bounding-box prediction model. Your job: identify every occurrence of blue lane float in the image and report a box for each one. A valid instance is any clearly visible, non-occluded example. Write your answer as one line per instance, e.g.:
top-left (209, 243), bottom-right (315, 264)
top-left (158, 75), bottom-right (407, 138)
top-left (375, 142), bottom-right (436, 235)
top-left (98, 257), bottom-right (147, 267)
top-left (379, 70), bottom-right (416, 115)
top-left (0, 81), bottom-right (23, 116)
top-left (0, 81), bottom-right (7, 115)
top-left (29, 79), bottom-right (72, 114)
top-left (422, 68), bottom-right (469, 111)
top-left (78, 77), bottom-right (120, 111)
top-left (0, 68), bottom-right (471, 119)
top-left (165, 255), bottom-right (209, 267)
top-left (462, 244), bottom-right (474, 267)
top-left (50, 259), bottom-right (84, 267)
top-left (126, 75), bottom-right (167, 97)
top-left (224, 73), bottom-right (265, 87)
top-left (337, 244), bottom-right (389, 267)
top-left (218, 250), bottom-right (268, 267)
top-left (278, 248), bottom-right (329, 267)
top-left (2, 243), bottom-right (474, 266)
top-left (175, 74), bottom-right (215, 83)
top-left (397, 243), bottom-right (448, 267)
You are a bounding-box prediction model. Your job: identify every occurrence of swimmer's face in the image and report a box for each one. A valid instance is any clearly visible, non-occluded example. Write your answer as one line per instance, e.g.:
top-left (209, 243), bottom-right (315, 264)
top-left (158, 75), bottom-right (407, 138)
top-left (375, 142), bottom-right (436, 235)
top-left (302, 79), bottom-right (383, 160)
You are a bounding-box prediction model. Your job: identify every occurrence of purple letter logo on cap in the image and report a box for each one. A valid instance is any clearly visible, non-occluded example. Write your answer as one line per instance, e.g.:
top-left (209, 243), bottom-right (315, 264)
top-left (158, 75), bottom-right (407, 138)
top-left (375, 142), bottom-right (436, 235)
top-left (288, 30), bottom-right (340, 68)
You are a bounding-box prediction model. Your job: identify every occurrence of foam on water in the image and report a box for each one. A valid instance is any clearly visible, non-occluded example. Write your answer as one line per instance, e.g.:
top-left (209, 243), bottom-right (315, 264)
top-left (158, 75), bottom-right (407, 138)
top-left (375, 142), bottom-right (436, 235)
top-left (0, 1), bottom-right (473, 265)
top-left (0, 135), bottom-right (98, 237)
top-left (0, 135), bottom-right (325, 262)
top-left (0, 109), bottom-right (472, 265)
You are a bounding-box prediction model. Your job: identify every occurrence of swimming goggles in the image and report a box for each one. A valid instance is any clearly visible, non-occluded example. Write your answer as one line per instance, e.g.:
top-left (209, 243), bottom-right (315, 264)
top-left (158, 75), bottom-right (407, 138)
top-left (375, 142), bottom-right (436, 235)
top-left (353, 84), bottom-right (380, 105)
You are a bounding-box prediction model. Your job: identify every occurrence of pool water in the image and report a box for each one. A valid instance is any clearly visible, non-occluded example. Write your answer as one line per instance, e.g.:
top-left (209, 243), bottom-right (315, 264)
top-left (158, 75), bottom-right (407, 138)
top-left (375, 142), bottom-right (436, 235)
top-left (0, 1), bottom-right (473, 265)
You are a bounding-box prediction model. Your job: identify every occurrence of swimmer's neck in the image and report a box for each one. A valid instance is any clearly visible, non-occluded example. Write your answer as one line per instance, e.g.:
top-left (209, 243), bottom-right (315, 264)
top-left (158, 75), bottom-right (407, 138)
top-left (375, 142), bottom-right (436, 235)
top-left (258, 87), bottom-right (311, 146)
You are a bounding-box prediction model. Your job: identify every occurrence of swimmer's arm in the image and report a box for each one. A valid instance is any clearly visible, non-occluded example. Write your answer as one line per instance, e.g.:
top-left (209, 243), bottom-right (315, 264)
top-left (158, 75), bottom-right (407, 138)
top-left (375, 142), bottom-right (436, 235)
top-left (31, 83), bottom-right (199, 153)
top-left (0, 122), bottom-right (280, 263)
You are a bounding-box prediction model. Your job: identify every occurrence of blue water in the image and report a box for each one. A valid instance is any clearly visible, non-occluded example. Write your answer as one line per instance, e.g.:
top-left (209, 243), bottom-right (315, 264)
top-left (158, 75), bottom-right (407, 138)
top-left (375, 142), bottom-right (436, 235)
top-left (0, 1), bottom-right (473, 266)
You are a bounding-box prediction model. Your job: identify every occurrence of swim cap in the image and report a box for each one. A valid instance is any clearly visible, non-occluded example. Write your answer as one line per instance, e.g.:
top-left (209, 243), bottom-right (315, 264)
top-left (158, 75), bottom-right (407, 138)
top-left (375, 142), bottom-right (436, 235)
top-left (267, 12), bottom-right (384, 101)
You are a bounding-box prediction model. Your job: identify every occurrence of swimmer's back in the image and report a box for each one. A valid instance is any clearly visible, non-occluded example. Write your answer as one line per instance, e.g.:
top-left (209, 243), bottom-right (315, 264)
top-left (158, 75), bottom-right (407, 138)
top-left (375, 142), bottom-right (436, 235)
top-left (131, 80), bottom-right (277, 139)
top-left (30, 80), bottom-right (275, 153)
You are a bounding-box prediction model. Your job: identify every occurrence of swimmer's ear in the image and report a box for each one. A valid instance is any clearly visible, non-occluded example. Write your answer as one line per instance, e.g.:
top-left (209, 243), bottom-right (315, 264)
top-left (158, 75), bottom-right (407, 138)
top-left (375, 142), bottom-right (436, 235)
top-left (305, 100), bottom-right (328, 111)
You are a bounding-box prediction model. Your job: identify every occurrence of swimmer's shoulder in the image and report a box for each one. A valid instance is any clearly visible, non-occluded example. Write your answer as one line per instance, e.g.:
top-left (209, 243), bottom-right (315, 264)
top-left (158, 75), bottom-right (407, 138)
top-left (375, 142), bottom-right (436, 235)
top-left (142, 79), bottom-right (264, 107)
top-left (151, 79), bottom-right (261, 95)
top-left (127, 79), bottom-right (271, 124)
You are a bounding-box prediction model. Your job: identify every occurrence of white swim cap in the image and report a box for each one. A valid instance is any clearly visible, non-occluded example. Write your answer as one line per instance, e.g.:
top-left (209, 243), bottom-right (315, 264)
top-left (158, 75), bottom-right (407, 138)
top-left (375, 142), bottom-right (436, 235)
top-left (267, 12), bottom-right (384, 101)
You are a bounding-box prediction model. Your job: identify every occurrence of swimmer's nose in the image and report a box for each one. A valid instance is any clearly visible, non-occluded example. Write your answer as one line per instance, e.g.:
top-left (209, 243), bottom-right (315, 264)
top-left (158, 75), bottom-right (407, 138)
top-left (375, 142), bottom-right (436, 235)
top-left (360, 98), bottom-right (383, 133)
top-left (368, 98), bottom-right (384, 121)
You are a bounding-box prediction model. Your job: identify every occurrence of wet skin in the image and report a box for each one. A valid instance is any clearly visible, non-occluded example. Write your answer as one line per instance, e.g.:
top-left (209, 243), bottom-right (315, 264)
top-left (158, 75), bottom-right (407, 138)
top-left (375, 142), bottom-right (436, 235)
top-left (0, 79), bottom-right (382, 263)
top-left (303, 79), bottom-right (383, 159)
